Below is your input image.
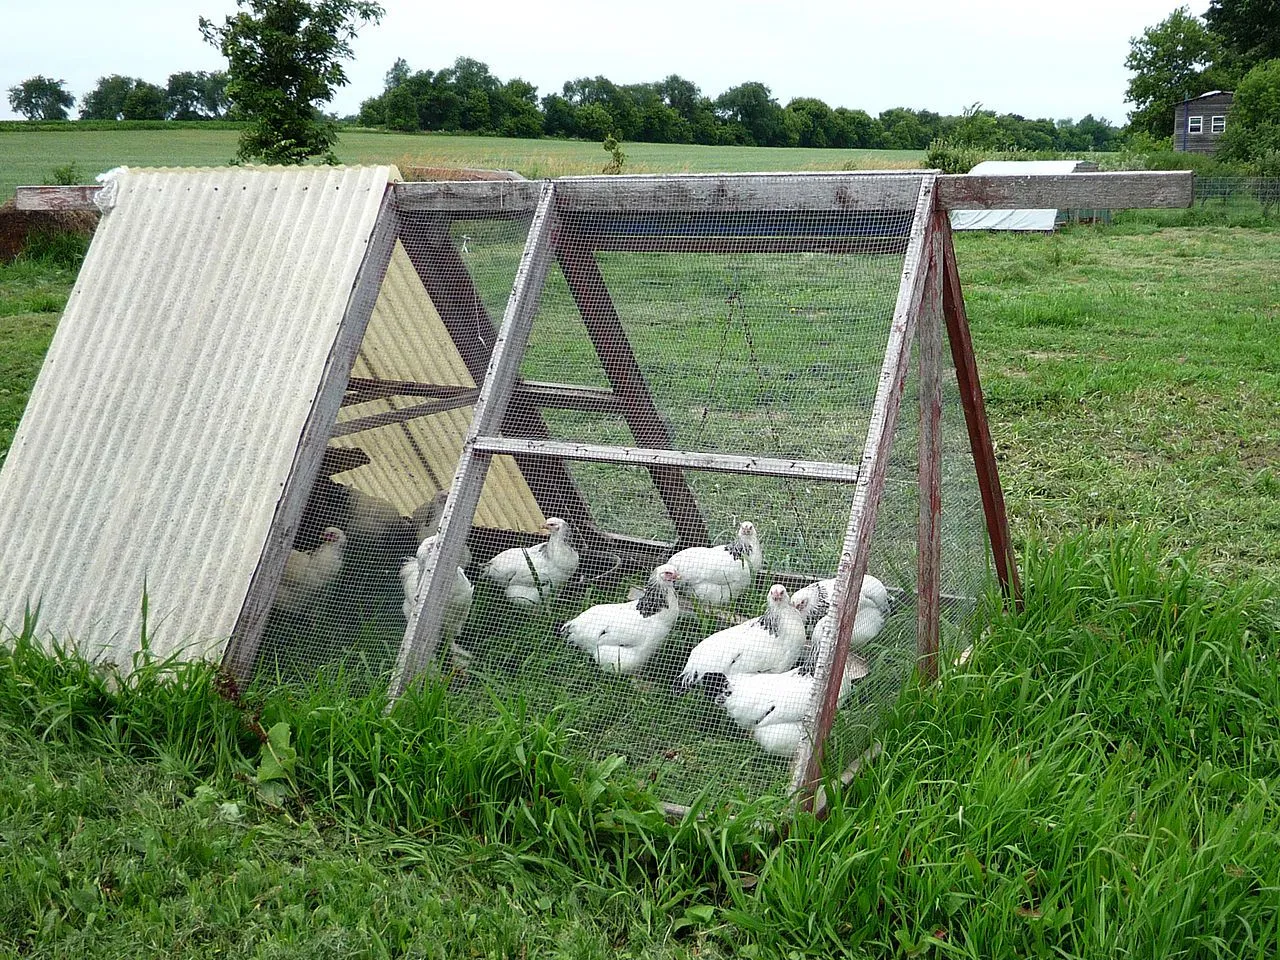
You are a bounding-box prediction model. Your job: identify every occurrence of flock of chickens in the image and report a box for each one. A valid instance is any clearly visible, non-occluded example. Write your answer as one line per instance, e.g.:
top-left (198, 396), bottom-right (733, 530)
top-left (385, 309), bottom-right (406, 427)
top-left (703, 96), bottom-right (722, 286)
top-left (275, 485), bottom-right (896, 761)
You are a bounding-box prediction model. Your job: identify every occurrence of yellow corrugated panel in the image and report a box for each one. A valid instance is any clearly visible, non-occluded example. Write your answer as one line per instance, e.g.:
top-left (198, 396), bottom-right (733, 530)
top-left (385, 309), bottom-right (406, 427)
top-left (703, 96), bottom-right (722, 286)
top-left (330, 241), bottom-right (545, 533)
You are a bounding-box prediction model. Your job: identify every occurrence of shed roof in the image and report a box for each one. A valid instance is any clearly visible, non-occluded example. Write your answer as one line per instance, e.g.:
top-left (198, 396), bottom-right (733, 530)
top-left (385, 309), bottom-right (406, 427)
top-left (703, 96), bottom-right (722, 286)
top-left (1178, 90), bottom-right (1232, 103)
top-left (0, 166), bottom-right (403, 662)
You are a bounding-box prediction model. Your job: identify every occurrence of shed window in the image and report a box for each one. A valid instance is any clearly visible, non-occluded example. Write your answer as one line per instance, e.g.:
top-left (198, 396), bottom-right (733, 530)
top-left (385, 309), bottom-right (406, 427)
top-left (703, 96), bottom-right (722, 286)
top-left (1211, 115), bottom-right (1226, 133)
top-left (1188, 116), bottom-right (1203, 134)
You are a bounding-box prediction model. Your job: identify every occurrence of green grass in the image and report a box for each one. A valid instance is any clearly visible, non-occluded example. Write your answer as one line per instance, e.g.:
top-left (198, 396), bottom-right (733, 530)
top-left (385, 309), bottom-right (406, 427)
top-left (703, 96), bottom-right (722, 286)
top-left (2, 533), bottom-right (1277, 957)
top-left (958, 222), bottom-right (1280, 579)
top-left (2, 181), bottom-right (1279, 954)
top-left (0, 125), bottom-right (923, 200)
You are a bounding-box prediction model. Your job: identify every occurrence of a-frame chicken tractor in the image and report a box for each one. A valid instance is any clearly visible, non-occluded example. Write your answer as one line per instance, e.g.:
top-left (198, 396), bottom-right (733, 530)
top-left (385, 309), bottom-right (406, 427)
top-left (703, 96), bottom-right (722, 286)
top-left (0, 168), bottom-right (1191, 806)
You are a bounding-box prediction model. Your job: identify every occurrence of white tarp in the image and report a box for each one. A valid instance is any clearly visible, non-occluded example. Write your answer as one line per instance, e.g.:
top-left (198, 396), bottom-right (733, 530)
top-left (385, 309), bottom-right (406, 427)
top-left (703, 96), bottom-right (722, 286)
top-left (950, 159), bottom-right (1085, 231)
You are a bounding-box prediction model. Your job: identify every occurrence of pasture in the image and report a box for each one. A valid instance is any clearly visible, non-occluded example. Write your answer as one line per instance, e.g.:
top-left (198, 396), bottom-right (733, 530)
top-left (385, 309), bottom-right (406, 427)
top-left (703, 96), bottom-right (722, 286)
top-left (0, 160), bottom-right (1278, 956)
top-left (0, 125), bottom-right (922, 200)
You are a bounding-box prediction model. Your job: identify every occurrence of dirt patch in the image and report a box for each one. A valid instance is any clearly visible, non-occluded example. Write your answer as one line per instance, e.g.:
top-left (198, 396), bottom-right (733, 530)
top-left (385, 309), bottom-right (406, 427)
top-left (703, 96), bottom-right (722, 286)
top-left (0, 199), bottom-right (99, 263)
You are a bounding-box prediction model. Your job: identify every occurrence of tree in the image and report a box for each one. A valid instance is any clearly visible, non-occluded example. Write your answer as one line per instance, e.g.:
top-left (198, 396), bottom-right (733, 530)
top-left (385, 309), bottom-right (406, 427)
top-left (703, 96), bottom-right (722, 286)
top-left (785, 97), bottom-right (839, 147)
top-left (1124, 7), bottom-right (1226, 136)
top-left (123, 81), bottom-right (170, 120)
top-left (81, 75), bottom-right (142, 120)
top-left (382, 83), bottom-right (418, 131)
top-left (1219, 58), bottom-right (1280, 160)
top-left (715, 82), bottom-right (786, 146)
top-left (836, 108), bottom-right (885, 148)
top-left (1205, 0), bottom-right (1280, 67)
top-left (384, 56), bottom-right (410, 91)
top-left (167, 70), bottom-right (231, 119)
top-left (878, 108), bottom-right (932, 149)
top-left (7, 75), bottom-right (74, 120)
top-left (200, 0), bottom-right (385, 164)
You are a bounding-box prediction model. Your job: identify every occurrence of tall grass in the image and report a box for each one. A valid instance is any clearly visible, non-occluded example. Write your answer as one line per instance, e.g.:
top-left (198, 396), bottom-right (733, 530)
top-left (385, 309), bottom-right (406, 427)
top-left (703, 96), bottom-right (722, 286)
top-left (3, 529), bottom-right (1277, 957)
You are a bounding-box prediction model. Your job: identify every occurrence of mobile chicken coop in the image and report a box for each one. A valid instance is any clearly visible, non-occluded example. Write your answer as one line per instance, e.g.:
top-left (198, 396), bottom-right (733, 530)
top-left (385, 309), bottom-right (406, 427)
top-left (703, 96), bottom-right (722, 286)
top-left (2, 166), bottom-right (1191, 806)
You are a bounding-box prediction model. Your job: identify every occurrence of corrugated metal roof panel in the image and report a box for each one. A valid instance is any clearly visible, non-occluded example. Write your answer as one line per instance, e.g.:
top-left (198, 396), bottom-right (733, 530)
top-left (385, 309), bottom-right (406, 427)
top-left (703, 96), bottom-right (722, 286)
top-left (329, 242), bottom-right (545, 533)
top-left (0, 165), bottom-right (395, 664)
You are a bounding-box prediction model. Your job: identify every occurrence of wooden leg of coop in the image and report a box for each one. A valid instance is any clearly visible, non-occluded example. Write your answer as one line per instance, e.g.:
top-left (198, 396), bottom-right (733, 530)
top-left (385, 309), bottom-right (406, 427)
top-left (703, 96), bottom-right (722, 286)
top-left (939, 224), bottom-right (1023, 609)
top-left (917, 220), bottom-right (945, 682)
top-left (792, 175), bottom-right (940, 800)
top-left (390, 184), bottom-right (560, 699)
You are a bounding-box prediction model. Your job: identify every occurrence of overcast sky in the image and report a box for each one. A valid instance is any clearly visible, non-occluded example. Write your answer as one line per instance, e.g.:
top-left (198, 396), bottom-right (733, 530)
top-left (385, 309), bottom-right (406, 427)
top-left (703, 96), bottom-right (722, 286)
top-left (3, 0), bottom-right (1185, 124)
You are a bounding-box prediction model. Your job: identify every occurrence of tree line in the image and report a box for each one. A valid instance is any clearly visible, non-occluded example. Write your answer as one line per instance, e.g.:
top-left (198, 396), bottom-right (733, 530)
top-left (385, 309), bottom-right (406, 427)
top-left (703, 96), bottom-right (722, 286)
top-left (7, 71), bottom-right (230, 121)
top-left (356, 57), bottom-right (1121, 152)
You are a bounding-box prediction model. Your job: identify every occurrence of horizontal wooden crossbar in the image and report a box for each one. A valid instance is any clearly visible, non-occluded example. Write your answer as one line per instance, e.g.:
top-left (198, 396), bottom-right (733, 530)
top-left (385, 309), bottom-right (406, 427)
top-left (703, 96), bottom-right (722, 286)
top-left (14, 185), bottom-right (103, 211)
top-left (554, 173), bottom-right (926, 213)
top-left (935, 171), bottom-right (1193, 210)
top-left (15, 171), bottom-right (1195, 215)
top-left (471, 437), bottom-right (862, 482)
top-left (392, 180), bottom-right (543, 213)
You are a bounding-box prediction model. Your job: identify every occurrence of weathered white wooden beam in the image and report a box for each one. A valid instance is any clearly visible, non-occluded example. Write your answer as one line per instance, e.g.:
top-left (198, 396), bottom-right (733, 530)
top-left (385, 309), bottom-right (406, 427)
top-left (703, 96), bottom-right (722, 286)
top-left (14, 185), bottom-right (102, 211)
top-left (17, 171), bottom-right (1195, 216)
top-left (393, 179), bottom-right (543, 213)
top-left (554, 173), bottom-right (927, 212)
top-left (471, 437), bottom-right (863, 483)
top-left (936, 171), bottom-right (1192, 210)
top-left (791, 174), bottom-right (939, 797)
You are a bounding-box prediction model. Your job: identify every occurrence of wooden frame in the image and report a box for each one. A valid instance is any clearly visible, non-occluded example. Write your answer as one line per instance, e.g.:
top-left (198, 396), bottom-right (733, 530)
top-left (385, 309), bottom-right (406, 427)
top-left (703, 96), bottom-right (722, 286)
top-left (384, 169), bottom-right (1190, 808)
top-left (223, 184), bottom-right (401, 683)
top-left (389, 181), bottom-right (560, 697)
top-left (6, 170), bottom-right (1190, 806)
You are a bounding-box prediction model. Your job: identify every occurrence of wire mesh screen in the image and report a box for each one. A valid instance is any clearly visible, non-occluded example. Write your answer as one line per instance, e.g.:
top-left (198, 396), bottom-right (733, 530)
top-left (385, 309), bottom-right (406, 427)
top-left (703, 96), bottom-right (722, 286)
top-left (250, 174), bottom-right (997, 805)
top-left (250, 192), bottom-right (540, 685)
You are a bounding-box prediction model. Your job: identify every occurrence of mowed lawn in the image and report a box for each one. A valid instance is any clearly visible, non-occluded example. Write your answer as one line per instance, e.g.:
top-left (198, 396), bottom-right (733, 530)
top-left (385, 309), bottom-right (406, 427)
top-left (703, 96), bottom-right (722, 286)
top-left (1, 203), bottom-right (1278, 956)
top-left (0, 126), bottom-right (922, 199)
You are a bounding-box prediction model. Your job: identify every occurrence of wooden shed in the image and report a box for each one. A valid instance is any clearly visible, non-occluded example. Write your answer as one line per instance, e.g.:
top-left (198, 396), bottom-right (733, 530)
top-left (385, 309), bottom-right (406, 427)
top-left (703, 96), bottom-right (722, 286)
top-left (1173, 91), bottom-right (1234, 154)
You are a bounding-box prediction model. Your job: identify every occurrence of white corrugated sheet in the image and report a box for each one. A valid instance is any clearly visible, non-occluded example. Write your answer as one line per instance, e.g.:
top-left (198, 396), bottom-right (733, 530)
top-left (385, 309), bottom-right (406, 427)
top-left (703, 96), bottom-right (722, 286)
top-left (0, 165), bottom-right (395, 665)
top-left (950, 159), bottom-right (1085, 231)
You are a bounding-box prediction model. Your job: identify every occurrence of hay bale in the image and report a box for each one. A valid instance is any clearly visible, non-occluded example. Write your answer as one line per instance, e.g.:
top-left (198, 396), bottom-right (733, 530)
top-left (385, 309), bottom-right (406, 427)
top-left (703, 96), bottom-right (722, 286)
top-left (0, 198), bottom-right (99, 263)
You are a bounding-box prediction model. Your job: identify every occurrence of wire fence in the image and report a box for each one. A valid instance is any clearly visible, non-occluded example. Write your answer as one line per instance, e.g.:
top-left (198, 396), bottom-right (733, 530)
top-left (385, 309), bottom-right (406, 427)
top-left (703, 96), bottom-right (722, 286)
top-left (253, 174), bottom-right (994, 805)
top-left (1192, 177), bottom-right (1280, 215)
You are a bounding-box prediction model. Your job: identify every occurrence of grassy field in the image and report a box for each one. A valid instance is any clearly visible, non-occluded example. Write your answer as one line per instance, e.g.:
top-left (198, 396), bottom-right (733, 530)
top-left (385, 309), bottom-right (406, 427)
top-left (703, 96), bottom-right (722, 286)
top-left (1, 198), bottom-right (1279, 955)
top-left (0, 126), bottom-right (923, 200)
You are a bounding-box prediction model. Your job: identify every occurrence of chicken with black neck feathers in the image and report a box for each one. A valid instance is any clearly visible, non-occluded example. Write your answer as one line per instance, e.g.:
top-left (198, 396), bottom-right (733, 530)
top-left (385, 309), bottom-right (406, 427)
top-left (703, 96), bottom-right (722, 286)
top-left (676, 583), bottom-right (805, 695)
top-left (558, 564), bottom-right (681, 675)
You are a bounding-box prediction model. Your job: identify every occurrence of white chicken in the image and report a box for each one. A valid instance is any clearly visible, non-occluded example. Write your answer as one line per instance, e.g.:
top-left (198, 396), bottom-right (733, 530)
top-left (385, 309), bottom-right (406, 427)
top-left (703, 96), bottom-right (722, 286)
top-left (411, 490), bottom-right (472, 568)
top-left (791, 574), bottom-right (890, 637)
top-left (559, 564), bottom-right (680, 675)
top-left (398, 534), bottom-right (474, 667)
top-left (675, 583), bottom-right (805, 694)
top-left (667, 521), bottom-right (764, 608)
top-left (715, 654), bottom-right (871, 757)
top-left (274, 526), bottom-right (346, 614)
top-left (480, 517), bottom-right (579, 606)
top-left (793, 575), bottom-right (893, 672)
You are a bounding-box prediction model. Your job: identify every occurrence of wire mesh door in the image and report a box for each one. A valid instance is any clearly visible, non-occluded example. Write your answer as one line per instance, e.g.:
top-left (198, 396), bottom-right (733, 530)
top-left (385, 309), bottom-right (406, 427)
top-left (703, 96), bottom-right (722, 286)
top-left (247, 181), bottom-right (548, 687)
top-left (390, 173), bottom-right (997, 805)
